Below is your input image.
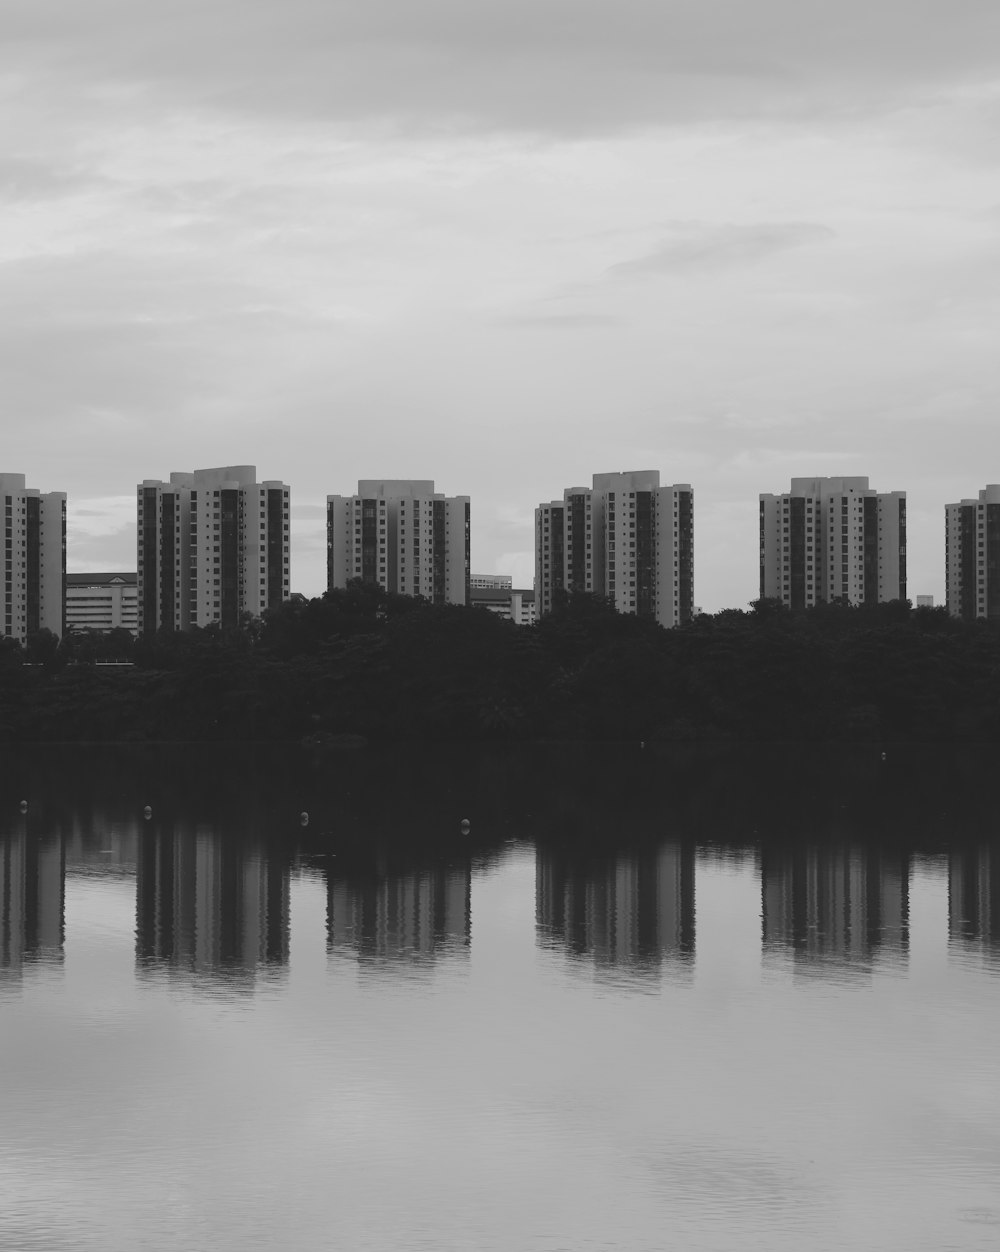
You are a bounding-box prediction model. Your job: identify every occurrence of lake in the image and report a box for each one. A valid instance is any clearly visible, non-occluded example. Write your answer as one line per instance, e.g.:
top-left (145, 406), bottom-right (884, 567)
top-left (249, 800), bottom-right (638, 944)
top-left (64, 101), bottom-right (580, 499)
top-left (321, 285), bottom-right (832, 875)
top-left (1, 742), bottom-right (998, 1251)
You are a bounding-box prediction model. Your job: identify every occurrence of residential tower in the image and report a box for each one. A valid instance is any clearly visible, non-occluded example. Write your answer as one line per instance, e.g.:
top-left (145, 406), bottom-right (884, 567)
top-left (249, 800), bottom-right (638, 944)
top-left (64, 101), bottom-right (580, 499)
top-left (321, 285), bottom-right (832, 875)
top-left (535, 471), bottom-right (694, 627)
top-left (759, 476), bottom-right (906, 609)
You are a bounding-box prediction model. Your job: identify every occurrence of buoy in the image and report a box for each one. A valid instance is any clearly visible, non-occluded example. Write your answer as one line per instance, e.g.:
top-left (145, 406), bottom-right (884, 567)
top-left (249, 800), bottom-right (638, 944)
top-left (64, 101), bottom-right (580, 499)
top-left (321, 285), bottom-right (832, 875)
top-left (459, 818), bottom-right (471, 835)
top-left (299, 811), bottom-right (309, 827)
top-left (881, 751), bottom-right (887, 761)
top-left (18, 800), bottom-right (27, 813)
top-left (143, 806), bottom-right (152, 820)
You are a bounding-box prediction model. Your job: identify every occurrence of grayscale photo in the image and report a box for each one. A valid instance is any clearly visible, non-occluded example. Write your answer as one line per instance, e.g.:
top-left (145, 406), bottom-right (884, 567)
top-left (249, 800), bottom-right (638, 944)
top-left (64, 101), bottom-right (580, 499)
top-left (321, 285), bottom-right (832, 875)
top-left (2, 1), bottom-right (999, 1249)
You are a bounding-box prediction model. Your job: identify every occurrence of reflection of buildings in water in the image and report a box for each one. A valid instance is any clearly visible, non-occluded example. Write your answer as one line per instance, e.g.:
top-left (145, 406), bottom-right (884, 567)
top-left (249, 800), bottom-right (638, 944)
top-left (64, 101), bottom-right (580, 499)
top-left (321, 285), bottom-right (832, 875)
top-left (949, 845), bottom-right (1000, 956)
top-left (535, 842), bottom-right (695, 976)
top-left (761, 845), bottom-right (909, 969)
top-left (136, 826), bottom-right (289, 988)
top-left (0, 824), bottom-right (65, 984)
top-left (64, 813), bottom-right (139, 878)
top-left (327, 862), bottom-right (471, 963)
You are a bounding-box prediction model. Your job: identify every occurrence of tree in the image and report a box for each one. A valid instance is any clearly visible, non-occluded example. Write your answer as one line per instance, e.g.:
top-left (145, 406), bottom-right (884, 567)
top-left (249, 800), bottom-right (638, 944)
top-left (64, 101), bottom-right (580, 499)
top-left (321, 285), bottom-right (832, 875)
top-left (0, 635), bottom-right (22, 670)
top-left (26, 628), bottom-right (63, 670)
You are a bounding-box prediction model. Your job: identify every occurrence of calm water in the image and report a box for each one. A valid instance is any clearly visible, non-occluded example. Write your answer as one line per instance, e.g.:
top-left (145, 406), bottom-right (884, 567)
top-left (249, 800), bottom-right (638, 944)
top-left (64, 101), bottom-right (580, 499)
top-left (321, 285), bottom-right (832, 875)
top-left (1, 743), bottom-right (999, 1251)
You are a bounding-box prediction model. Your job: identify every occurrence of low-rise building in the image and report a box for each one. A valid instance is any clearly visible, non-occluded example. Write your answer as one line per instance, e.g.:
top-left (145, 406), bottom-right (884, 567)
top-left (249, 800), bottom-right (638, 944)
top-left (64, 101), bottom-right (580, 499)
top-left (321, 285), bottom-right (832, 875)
top-left (470, 584), bottom-right (536, 625)
top-left (470, 574), bottom-right (512, 591)
top-left (65, 572), bottom-right (138, 635)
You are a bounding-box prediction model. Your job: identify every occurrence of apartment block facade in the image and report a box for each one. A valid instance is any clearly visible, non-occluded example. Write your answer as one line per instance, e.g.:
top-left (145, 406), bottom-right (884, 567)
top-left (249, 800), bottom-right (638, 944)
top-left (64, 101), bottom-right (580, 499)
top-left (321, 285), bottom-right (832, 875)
top-left (65, 573), bottom-right (138, 635)
top-left (759, 477), bottom-right (906, 610)
top-left (1, 473), bottom-right (66, 644)
top-left (945, 485), bottom-right (1000, 620)
top-left (137, 466), bottom-right (290, 634)
top-left (470, 582), bottom-right (536, 626)
top-left (535, 471), bottom-right (694, 627)
top-left (326, 480), bottom-right (470, 605)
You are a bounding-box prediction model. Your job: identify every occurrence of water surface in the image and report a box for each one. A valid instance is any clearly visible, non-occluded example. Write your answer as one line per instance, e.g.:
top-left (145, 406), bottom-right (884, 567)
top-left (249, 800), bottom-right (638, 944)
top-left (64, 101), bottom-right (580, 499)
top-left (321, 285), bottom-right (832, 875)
top-left (1, 743), bottom-right (998, 1251)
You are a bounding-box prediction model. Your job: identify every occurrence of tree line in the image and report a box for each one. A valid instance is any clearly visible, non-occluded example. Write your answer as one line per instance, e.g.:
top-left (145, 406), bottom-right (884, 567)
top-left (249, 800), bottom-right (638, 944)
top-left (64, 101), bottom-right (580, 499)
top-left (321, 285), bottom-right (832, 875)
top-left (1, 585), bottom-right (998, 743)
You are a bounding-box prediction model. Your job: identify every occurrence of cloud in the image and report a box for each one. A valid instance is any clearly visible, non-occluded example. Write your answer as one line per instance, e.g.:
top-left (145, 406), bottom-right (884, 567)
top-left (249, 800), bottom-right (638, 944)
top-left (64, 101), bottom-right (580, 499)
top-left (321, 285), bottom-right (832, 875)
top-left (494, 550), bottom-right (535, 587)
top-left (0, 157), bottom-right (100, 202)
top-left (494, 312), bottom-right (625, 328)
top-left (4, 0), bottom-right (1000, 136)
top-left (66, 496), bottom-right (138, 571)
top-left (725, 448), bottom-right (863, 476)
top-left (293, 527), bottom-right (329, 557)
top-left (67, 525), bottom-right (137, 571)
top-left (2, 0), bottom-right (998, 616)
top-left (0, 249), bottom-right (356, 433)
top-left (606, 221), bottom-right (835, 279)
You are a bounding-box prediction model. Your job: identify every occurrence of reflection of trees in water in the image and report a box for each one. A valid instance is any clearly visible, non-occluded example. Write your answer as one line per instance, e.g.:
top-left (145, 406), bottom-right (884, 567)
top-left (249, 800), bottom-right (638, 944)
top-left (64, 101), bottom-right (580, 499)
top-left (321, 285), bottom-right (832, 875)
top-left (536, 842), bottom-right (695, 979)
top-left (136, 823), bottom-right (289, 992)
top-left (0, 817), bottom-right (64, 987)
top-left (0, 743), bottom-right (312, 851)
top-left (761, 845), bottom-right (909, 973)
top-left (300, 744), bottom-right (534, 848)
top-left (653, 744), bottom-right (1000, 848)
top-left (5, 739), bottom-right (998, 854)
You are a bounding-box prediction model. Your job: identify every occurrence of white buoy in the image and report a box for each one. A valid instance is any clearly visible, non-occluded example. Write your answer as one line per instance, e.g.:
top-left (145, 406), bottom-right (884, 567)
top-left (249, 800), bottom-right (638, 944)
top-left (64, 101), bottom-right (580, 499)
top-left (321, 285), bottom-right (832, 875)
top-left (18, 800), bottom-right (27, 813)
top-left (460, 818), bottom-right (471, 835)
top-left (300, 811), bottom-right (309, 827)
top-left (143, 805), bottom-right (152, 820)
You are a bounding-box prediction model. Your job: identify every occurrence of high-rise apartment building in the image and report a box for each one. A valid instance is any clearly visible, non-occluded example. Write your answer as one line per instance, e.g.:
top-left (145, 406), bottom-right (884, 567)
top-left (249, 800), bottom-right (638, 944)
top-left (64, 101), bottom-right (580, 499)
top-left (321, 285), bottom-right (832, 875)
top-left (759, 477), bottom-right (906, 610)
top-left (137, 466), bottom-right (290, 634)
top-left (945, 485), bottom-right (1000, 620)
top-left (535, 471), bottom-right (693, 627)
top-left (1, 473), bottom-right (66, 644)
top-left (326, 480), bottom-right (470, 605)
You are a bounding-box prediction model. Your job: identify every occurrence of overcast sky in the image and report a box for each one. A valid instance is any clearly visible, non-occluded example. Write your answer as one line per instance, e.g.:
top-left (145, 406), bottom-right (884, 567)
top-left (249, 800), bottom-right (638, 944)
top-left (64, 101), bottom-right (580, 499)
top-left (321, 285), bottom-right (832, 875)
top-left (4, 0), bottom-right (999, 609)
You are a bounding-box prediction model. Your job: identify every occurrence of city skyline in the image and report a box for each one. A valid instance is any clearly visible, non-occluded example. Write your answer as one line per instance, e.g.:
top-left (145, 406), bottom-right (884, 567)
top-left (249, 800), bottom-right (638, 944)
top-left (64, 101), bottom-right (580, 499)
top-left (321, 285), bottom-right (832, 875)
top-left (15, 452), bottom-right (1000, 614)
top-left (16, 465), bottom-right (1000, 631)
top-left (4, 1), bottom-right (999, 613)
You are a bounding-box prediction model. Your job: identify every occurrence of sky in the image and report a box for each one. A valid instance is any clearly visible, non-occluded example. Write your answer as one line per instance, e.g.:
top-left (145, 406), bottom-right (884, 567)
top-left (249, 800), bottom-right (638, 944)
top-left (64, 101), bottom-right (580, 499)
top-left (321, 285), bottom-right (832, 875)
top-left (3, 0), bottom-right (999, 610)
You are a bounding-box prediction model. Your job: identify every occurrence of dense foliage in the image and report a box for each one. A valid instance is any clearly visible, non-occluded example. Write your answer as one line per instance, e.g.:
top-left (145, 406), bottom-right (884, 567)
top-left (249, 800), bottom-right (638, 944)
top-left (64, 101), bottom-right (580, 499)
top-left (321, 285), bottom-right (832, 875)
top-left (2, 586), bottom-right (999, 743)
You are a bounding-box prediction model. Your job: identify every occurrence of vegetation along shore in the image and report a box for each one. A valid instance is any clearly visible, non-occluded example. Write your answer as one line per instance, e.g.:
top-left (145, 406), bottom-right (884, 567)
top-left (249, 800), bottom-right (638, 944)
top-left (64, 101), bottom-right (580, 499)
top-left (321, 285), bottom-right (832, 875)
top-left (2, 584), bottom-right (998, 744)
